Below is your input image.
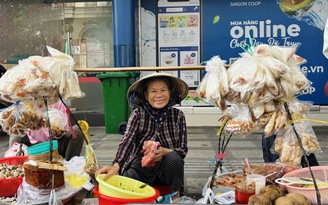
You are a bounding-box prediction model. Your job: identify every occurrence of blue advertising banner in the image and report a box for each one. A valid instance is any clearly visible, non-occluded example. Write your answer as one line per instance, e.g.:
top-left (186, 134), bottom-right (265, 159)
top-left (141, 0), bottom-right (328, 105)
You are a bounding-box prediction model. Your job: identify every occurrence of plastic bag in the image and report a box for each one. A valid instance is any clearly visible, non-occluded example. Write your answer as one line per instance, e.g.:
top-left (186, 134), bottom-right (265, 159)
top-left (263, 110), bottom-right (277, 137)
top-left (17, 156), bottom-right (90, 204)
top-left (286, 99), bottom-right (312, 120)
top-left (48, 108), bottom-right (67, 127)
top-left (59, 69), bottom-right (85, 100)
top-left (257, 111), bottom-right (274, 129)
top-left (16, 179), bottom-right (79, 204)
top-left (279, 126), bottom-right (303, 165)
top-left (49, 189), bottom-right (64, 205)
top-left (196, 56), bottom-right (228, 110)
top-left (274, 108), bottom-right (288, 132)
top-left (225, 104), bottom-right (255, 137)
top-left (0, 102), bottom-right (46, 136)
top-left (272, 134), bottom-right (284, 155)
top-left (5, 142), bottom-right (28, 157)
top-left (243, 162), bottom-right (298, 185)
top-left (196, 188), bottom-right (215, 204)
top-left (142, 140), bottom-right (161, 167)
top-left (260, 56), bottom-right (289, 89)
top-left (294, 122), bottom-right (321, 154)
top-left (173, 196), bottom-right (198, 204)
top-left (47, 108), bottom-right (67, 139)
top-left (0, 46), bottom-right (84, 103)
top-left (226, 57), bottom-right (262, 106)
top-left (251, 103), bottom-right (265, 120)
top-left (0, 58), bottom-right (58, 103)
top-left (64, 156), bottom-right (91, 189)
top-left (196, 72), bottom-right (209, 100)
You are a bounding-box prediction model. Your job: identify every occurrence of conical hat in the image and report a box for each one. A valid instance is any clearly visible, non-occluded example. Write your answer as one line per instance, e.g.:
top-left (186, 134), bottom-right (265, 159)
top-left (127, 72), bottom-right (189, 107)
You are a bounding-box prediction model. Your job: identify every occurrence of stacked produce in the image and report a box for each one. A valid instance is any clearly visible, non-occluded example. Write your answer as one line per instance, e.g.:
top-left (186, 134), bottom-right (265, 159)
top-left (197, 44), bottom-right (321, 166)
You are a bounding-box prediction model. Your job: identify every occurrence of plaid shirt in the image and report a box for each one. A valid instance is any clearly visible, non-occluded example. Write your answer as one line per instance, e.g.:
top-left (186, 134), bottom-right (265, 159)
top-left (113, 107), bottom-right (188, 170)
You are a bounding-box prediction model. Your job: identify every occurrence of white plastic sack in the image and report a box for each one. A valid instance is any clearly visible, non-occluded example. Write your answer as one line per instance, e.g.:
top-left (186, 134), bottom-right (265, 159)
top-left (5, 142), bottom-right (28, 157)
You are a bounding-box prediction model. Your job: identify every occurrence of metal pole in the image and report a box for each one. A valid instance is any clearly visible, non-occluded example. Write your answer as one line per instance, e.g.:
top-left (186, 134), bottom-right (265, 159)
top-left (112, 0), bottom-right (136, 67)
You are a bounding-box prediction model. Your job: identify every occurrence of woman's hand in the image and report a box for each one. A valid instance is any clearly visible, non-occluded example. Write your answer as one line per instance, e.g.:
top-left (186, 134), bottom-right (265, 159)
top-left (153, 147), bottom-right (172, 162)
top-left (95, 163), bottom-right (120, 180)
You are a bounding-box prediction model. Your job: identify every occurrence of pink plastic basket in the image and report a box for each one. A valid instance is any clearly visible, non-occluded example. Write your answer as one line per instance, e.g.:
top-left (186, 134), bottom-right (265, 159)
top-left (282, 166), bottom-right (328, 205)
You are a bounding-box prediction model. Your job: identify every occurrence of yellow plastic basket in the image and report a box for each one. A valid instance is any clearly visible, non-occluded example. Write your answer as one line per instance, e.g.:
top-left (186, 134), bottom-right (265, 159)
top-left (96, 174), bottom-right (156, 199)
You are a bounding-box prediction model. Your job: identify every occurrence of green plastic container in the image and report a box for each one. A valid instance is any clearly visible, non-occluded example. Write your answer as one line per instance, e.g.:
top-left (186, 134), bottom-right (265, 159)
top-left (97, 71), bottom-right (140, 134)
top-left (26, 140), bottom-right (58, 156)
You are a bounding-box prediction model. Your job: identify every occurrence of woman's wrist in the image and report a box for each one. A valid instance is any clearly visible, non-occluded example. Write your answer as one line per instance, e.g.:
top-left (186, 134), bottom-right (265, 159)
top-left (112, 162), bottom-right (120, 171)
top-left (163, 148), bottom-right (173, 156)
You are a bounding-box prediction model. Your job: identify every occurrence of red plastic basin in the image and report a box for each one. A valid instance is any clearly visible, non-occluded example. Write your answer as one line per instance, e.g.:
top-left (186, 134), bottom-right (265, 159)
top-left (93, 185), bottom-right (160, 205)
top-left (0, 156), bottom-right (28, 197)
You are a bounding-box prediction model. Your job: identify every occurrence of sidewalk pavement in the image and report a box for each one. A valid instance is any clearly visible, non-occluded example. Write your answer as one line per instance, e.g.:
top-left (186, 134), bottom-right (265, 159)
top-left (0, 126), bottom-right (327, 200)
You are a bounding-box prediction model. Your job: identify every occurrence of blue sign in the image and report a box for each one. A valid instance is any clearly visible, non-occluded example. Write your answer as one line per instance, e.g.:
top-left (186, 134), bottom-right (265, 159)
top-left (141, 0), bottom-right (328, 105)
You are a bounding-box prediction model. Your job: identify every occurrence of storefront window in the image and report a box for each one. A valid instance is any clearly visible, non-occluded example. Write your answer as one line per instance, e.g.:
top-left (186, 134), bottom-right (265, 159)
top-left (0, 1), bottom-right (113, 69)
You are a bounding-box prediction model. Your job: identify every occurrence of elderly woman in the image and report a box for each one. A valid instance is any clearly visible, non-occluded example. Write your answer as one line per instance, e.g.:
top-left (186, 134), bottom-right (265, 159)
top-left (96, 72), bottom-right (189, 198)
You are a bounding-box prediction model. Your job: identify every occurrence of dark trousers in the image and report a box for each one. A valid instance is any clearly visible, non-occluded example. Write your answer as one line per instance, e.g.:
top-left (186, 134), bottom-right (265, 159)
top-left (262, 133), bottom-right (319, 167)
top-left (123, 151), bottom-right (185, 194)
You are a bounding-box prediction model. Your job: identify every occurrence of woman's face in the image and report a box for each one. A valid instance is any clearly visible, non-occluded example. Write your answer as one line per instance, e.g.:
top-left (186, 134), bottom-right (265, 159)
top-left (146, 79), bottom-right (170, 109)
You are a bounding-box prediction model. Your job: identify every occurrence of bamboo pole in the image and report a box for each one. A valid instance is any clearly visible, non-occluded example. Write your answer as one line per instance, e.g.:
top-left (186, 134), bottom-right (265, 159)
top-left (73, 65), bottom-right (207, 73)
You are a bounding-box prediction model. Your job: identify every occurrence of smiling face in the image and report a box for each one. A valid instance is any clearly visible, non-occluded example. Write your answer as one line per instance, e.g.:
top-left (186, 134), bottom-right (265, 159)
top-left (145, 79), bottom-right (170, 109)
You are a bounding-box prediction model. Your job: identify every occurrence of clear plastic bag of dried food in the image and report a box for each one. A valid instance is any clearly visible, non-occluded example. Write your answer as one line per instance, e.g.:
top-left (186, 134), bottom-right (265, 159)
top-left (279, 126), bottom-right (303, 166)
top-left (0, 102), bottom-right (47, 136)
top-left (196, 72), bottom-right (209, 101)
top-left (294, 121), bottom-right (322, 155)
top-left (59, 69), bottom-right (85, 101)
top-left (0, 103), bottom-right (28, 136)
top-left (224, 104), bottom-right (256, 137)
top-left (286, 99), bottom-right (312, 120)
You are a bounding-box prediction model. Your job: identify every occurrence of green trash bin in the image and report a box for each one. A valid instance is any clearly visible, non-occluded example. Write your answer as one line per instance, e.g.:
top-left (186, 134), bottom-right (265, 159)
top-left (97, 71), bottom-right (140, 134)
